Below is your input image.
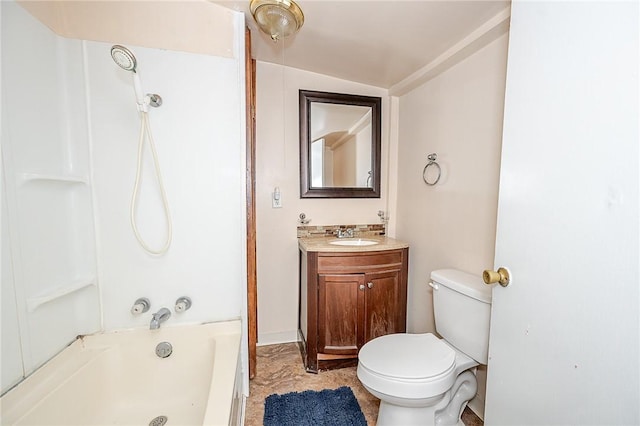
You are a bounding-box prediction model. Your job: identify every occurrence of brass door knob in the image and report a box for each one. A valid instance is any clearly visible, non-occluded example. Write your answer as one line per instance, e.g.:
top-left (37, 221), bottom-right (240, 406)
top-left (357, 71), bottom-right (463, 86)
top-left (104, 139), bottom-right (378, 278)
top-left (483, 267), bottom-right (510, 287)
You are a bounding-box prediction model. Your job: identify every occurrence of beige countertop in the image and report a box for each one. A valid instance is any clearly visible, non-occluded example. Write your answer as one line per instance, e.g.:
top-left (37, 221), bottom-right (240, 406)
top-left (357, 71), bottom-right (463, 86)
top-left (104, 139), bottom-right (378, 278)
top-left (298, 236), bottom-right (409, 253)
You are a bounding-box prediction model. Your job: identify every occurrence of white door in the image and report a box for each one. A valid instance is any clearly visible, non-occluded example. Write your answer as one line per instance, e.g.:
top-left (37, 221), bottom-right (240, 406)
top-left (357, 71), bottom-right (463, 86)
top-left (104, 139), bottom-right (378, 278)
top-left (484, 2), bottom-right (638, 425)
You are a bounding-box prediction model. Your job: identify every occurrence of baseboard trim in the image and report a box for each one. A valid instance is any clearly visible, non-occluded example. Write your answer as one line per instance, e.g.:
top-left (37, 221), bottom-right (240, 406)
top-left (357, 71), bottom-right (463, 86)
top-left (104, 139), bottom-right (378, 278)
top-left (257, 330), bottom-right (299, 346)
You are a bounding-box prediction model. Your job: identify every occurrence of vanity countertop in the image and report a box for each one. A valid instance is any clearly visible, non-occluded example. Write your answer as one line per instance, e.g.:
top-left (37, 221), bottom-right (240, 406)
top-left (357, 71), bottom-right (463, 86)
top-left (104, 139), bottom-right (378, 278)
top-left (298, 236), bottom-right (409, 253)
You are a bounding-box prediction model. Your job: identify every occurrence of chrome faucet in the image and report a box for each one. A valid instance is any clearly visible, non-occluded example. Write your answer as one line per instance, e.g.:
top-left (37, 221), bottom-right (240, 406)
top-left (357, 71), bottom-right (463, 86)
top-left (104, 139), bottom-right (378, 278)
top-left (149, 308), bottom-right (171, 330)
top-left (336, 228), bottom-right (354, 238)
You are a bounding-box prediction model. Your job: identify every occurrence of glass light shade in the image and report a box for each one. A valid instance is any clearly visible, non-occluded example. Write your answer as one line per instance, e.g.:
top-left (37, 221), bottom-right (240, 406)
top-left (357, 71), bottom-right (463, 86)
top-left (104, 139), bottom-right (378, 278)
top-left (250, 0), bottom-right (304, 40)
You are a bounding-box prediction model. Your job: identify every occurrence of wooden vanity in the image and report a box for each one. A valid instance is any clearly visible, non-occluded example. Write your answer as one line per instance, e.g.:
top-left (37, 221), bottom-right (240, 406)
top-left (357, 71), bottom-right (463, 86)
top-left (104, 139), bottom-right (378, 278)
top-left (298, 236), bottom-right (409, 373)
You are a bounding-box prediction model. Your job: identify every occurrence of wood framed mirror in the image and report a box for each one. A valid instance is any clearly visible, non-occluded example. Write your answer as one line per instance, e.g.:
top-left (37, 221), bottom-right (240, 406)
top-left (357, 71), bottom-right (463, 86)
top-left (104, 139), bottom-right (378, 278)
top-left (299, 90), bottom-right (382, 198)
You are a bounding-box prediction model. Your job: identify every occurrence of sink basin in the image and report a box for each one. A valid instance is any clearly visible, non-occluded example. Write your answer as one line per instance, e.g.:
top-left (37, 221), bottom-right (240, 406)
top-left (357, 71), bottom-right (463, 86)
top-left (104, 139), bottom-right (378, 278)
top-left (329, 239), bottom-right (379, 246)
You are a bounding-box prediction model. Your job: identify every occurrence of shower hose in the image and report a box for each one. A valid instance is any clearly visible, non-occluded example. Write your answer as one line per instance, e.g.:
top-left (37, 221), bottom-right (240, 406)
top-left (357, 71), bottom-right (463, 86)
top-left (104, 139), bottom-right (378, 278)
top-left (130, 111), bottom-right (172, 255)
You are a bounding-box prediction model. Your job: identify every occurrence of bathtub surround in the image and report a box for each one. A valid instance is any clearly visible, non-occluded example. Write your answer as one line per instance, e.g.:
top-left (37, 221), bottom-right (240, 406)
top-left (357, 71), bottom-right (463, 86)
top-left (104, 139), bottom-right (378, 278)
top-left (87, 40), bottom-right (246, 331)
top-left (1, 2), bottom-right (100, 390)
top-left (1, 0), bottom-right (248, 397)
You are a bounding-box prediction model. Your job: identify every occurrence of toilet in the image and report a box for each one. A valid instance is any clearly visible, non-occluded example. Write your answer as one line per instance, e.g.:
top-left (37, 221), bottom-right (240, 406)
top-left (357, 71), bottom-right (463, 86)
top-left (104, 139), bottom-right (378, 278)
top-left (357, 269), bottom-right (492, 426)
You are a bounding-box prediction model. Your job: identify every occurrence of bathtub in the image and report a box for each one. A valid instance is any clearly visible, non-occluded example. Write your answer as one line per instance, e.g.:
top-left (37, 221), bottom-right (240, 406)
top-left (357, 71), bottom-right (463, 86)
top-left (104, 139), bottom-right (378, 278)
top-left (0, 320), bottom-right (243, 426)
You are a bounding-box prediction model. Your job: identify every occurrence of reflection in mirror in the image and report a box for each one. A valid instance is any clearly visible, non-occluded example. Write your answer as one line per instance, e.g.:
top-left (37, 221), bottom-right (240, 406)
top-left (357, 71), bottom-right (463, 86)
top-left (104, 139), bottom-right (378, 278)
top-left (300, 90), bottom-right (381, 198)
top-left (310, 103), bottom-right (372, 188)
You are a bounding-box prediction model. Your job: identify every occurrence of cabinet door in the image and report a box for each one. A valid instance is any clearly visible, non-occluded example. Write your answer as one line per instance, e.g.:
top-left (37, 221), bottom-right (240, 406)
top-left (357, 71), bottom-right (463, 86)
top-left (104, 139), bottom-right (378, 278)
top-left (364, 270), bottom-right (404, 342)
top-left (318, 273), bottom-right (365, 355)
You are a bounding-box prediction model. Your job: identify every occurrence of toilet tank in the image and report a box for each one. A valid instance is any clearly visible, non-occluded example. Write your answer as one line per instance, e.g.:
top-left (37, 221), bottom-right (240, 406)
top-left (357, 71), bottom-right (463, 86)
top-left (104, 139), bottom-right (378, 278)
top-left (430, 269), bottom-right (492, 364)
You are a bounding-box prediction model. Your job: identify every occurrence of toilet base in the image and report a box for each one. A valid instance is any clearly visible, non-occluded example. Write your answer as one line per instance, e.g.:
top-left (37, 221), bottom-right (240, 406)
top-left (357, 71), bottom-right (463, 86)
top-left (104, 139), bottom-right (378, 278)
top-left (377, 400), bottom-right (440, 426)
top-left (372, 370), bottom-right (478, 426)
top-left (376, 399), bottom-right (467, 426)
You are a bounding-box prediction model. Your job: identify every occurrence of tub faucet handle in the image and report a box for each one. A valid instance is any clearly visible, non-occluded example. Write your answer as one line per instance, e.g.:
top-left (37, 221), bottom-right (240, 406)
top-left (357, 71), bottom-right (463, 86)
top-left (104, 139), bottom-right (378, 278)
top-left (131, 298), bottom-right (150, 315)
top-left (175, 297), bottom-right (192, 313)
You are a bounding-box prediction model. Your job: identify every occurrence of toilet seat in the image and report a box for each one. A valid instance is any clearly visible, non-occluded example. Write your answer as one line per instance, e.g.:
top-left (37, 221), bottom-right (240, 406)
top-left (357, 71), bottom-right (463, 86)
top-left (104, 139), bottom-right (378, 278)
top-left (357, 333), bottom-right (458, 399)
top-left (359, 333), bottom-right (455, 379)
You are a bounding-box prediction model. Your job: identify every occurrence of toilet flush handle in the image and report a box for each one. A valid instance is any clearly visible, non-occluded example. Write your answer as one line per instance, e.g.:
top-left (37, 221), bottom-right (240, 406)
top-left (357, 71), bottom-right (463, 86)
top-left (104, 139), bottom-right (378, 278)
top-left (428, 281), bottom-right (439, 290)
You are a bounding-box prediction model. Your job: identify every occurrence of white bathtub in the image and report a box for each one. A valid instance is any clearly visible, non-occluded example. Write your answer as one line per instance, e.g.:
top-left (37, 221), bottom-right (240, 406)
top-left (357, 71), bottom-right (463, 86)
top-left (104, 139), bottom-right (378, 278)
top-left (0, 320), bottom-right (243, 426)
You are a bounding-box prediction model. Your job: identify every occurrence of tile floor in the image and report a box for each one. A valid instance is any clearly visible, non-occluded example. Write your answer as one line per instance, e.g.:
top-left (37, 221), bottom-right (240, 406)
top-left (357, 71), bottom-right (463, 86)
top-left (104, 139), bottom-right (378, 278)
top-left (245, 343), bottom-right (483, 426)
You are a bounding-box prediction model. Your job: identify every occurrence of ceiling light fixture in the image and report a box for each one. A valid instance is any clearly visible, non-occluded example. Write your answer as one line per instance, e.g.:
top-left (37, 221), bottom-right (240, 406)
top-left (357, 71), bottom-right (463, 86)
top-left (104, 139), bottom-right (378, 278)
top-left (250, 0), bottom-right (304, 41)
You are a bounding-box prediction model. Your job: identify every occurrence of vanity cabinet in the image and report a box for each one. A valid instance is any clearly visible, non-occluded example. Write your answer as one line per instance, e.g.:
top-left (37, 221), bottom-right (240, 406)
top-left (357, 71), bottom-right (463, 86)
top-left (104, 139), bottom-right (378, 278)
top-left (299, 247), bottom-right (408, 373)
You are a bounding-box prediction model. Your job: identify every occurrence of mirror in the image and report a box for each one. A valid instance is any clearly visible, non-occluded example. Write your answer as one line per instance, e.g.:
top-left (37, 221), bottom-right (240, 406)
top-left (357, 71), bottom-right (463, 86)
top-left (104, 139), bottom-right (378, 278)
top-left (299, 90), bottom-right (381, 198)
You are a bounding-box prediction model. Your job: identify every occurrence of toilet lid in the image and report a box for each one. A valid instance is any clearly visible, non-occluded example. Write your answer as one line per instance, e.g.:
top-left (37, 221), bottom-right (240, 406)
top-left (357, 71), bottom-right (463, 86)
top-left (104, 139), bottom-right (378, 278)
top-left (359, 333), bottom-right (455, 379)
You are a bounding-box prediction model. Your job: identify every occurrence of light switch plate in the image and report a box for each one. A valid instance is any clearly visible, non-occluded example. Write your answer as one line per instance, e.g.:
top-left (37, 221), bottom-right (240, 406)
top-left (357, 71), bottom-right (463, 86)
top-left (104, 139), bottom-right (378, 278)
top-left (272, 191), bottom-right (282, 208)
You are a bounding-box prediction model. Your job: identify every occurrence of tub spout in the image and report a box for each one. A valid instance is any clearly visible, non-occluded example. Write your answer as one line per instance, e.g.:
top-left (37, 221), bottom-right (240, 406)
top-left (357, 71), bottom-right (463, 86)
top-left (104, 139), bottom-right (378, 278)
top-left (149, 308), bottom-right (171, 330)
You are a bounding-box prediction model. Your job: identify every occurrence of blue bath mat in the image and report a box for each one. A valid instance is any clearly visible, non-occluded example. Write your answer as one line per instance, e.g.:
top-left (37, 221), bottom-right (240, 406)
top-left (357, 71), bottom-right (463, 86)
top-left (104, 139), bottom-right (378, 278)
top-left (263, 386), bottom-right (367, 426)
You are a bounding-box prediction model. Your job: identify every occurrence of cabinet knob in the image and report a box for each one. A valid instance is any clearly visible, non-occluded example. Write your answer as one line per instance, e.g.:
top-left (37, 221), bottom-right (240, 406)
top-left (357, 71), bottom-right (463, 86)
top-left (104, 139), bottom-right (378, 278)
top-left (367, 282), bottom-right (374, 289)
top-left (359, 284), bottom-right (365, 291)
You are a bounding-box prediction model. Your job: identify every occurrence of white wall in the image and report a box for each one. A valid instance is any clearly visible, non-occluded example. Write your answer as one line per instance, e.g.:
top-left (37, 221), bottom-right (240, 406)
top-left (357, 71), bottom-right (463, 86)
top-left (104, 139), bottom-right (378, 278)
top-left (397, 33), bottom-right (508, 332)
top-left (86, 41), bottom-right (246, 330)
top-left (255, 62), bottom-right (390, 344)
top-left (395, 33), bottom-right (509, 417)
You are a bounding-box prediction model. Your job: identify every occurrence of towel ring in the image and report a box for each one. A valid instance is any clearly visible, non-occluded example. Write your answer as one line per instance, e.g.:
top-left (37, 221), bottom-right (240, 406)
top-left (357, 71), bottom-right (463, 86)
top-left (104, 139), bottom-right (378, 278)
top-left (422, 153), bottom-right (441, 186)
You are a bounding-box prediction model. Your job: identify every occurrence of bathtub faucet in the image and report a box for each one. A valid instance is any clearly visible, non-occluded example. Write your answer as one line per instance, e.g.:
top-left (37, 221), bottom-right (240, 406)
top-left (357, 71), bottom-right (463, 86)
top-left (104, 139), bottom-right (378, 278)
top-left (149, 308), bottom-right (171, 330)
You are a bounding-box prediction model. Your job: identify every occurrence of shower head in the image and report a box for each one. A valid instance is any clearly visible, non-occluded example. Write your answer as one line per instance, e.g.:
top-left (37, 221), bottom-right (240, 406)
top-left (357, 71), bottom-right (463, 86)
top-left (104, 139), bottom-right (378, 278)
top-left (111, 45), bottom-right (147, 110)
top-left (111, 45), bottom-right (137, 72)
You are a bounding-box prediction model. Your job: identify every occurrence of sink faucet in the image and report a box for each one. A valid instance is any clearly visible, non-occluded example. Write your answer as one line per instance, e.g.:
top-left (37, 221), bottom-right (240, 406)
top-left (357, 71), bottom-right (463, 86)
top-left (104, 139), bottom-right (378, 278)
top-left (336, 228), bottom-right (354, 238)
top-left (149, 308), bottom-right (171, 330)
